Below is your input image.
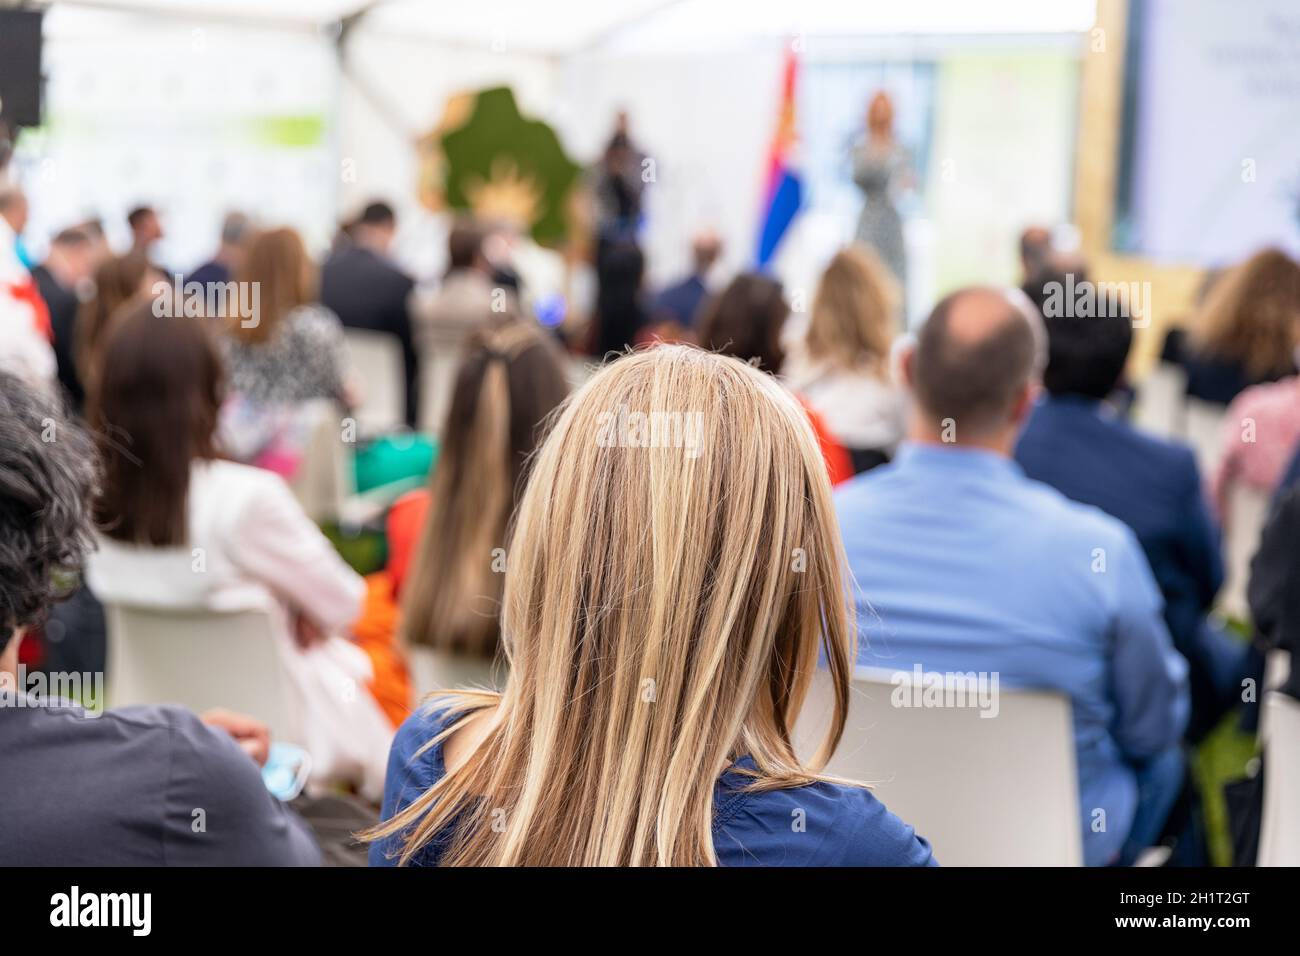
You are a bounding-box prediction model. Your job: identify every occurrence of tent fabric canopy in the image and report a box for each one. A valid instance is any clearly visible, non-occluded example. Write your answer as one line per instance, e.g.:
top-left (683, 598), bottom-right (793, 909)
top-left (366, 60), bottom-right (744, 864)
top-left (44, 0), bottom-right (1097, 54)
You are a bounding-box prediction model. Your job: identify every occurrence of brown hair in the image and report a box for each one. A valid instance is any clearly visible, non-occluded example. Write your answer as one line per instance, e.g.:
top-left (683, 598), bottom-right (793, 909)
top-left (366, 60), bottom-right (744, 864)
top-left (75, 251), bottom-right (154, 396)
top-left (806, 245), bottom-right (899, 374)
top-left (696, 273), bottom-right (788, 372)
top-left (90, 303), bottom-right (223, 546)
top-left (228, 227), bottom-right (314, 344)
top-left (1190, 248), bottom-right (1300, 380)
top-left (401, 321), bottom-right (570, 657)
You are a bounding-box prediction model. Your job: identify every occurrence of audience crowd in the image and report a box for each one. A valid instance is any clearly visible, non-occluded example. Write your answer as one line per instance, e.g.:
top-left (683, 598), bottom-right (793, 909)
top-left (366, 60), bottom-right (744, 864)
top-left (0, 162), bottom-right (1298, 867)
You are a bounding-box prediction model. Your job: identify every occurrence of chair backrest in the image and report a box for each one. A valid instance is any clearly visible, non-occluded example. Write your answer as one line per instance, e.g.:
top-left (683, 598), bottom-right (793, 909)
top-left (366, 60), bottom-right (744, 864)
top-left (105, 604), bottom-right (295, 742)
top-left (796, 667), bottom-right (1082, 866)
top-left (1183, 397), bottom-right (1226, 475)
top-left (1258, 650), bottom-right (1293, 744)
top-left (1219, 481), bottom-right (1273, 622)
top-left (288, 399), bottom-right (352, 524)
top-left (418, 344), bottom-right (464, 436)
top-left (408, 646), bottom-right (503, 698)
top-left (1132, 362), bottom-right (1188, 439)
top-left (1259, 691), bottom-right (1300, 866)
top-left (343, 328), bottom-right (405, 432)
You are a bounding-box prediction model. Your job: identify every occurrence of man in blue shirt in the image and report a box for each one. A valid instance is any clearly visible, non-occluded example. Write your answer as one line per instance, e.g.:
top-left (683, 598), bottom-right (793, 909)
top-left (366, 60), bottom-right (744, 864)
top-left (649, 230), bottom-right (721, 333)
top-left (1015, 273), bottom-right (1251, 743)
top-left (835, 287), bottom-right (1189, 866)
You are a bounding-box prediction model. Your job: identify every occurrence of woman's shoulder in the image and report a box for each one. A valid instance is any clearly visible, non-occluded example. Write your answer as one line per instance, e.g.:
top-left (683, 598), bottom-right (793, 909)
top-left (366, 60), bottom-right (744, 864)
top-left (714, 767), bottom-right (936, 867)
top-left (288, 304), bottom-right (344, 337)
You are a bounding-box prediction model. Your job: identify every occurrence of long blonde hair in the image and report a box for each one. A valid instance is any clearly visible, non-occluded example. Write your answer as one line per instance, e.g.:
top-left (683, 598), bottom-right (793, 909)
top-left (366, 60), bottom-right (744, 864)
top-left (366, 345), bottom-right (856, 866)
top-left (805, 244), bottom-right (899, 374)
top-left (400, 320), bottom-right (570, 656)
top-left (1190, 247), bottom-right (1300, 380)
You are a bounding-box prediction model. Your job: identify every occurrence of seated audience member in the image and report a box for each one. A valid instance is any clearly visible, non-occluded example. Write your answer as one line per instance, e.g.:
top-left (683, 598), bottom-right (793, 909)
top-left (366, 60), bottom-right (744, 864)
top-left (1161, 249), bottom-right (1300, 406)
top-left (84, 304), bottom-right (394, 799)
top-left (1248, 485), bottom-right (1300, 701)
top-left (219, 226), bottom-right (348, 477)
top-left (366, 346), bottom-right (935, 866)
top-left (697, 273), bottom-right (854, 485)
top-left (1016, 275), bottom-right (1250, 742)
top-left (190, 211), bottom-right (253, 289)
top-left (75, 250), bottom-right (158, 399)
top-left (413, 218), bottom-right (498, 353)
top-left (32, 227), bottom-right (96, 411)
top-left (0, 369), bottom-right (319, 865)
top-left (395, 321), bottom-right (570, 648)
top-left (783, 245), bottom-right (905, 472)
top-left (646, 229), bottom-right (722, 339)
top-left (320, 201), bottom-right (418, 427)
top-left (1212, 376), bottom-right (1300, 522)
top-left (0, 191), bottom-right (56, 385)
top-left (835, 288), bottom-right (1189, 866)
top-left (1018, 225), bottom-right (1054, 294)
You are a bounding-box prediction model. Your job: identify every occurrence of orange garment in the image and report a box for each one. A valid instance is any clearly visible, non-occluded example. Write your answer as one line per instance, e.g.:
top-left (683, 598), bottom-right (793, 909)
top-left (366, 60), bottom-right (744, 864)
top-left (800, 398), bottom-right (855, 486)
top-left (386, 489), bottom-right (431, 599)
top-left (350, 572), bottom-right (414, 728)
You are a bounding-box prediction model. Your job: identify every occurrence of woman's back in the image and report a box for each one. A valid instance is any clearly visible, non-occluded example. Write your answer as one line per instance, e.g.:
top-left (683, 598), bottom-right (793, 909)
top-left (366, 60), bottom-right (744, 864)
top-left (371, 702), bottom-right (935, 867)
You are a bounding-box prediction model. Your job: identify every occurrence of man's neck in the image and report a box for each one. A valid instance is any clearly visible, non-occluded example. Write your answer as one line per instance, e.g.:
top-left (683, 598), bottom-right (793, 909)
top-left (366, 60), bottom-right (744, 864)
top-left (907, 423), bottom-right (1016, 458)
top-left (0, 636), bottom-right (20, 686)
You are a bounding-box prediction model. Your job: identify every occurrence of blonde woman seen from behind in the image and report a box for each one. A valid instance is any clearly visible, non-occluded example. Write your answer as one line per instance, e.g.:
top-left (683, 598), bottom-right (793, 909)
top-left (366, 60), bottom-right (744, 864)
top-left (366, 345), bottom-right (935, 866)
top-left (784, 244), bottom-right (906, 473)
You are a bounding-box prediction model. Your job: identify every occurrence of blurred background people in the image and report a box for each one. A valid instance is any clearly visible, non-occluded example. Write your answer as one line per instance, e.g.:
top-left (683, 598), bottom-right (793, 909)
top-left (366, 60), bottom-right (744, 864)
top-left (853, 91), bottom-right (910, 299)
top-left (697, 272), bottom-right (854, 485)
top-left (0, 367), bottom-right (321, 866)
top-left (85, 304), bottom-right (395, 799)
top-left (783, 244), bottom-right (905, 473)
top-left (190, 210), bottom-right (254, 288)
top-left (320, 200), bottom-right (418, 428)
top-left (218, 226), bottom-right (348, 477)
top-left (32, 226), bottom-right (95, 410)
top-left (646, 229), bottom-right (722, 341)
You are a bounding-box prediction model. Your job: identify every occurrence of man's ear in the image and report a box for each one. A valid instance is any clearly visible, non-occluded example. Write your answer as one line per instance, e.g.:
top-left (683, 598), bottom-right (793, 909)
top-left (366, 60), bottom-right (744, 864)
top-left (1010, 381), bottom-right (1040, 428)
top-left (892, 334), bottom-right (917, 390)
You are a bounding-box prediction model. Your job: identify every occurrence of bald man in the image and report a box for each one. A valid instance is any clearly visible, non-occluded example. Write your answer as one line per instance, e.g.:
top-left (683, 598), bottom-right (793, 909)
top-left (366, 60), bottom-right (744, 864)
top-left (834, 287), bottom-right (1190, 866)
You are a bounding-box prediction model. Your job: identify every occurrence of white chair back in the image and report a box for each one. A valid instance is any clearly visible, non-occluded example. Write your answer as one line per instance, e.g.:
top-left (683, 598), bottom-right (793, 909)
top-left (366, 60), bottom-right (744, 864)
top-left (418, 343), bottom-right (464, 436)
top-left (409, 646), bottom-right (503, 698)
top-left (1219, 481), bottom-right (1272, 621)
top-left (796, 667), bottom-right (1082, 866)
top-left (105, 604), bottom-right (295, 743)
top-left (288, 399), bottom-right (352, 524)
top-left (343, 328), bottom-right (405, 432)
top-left (1132, 362), bottom-right (1188, 439)
top-left (1258, 691), bottom-right (1300, 866)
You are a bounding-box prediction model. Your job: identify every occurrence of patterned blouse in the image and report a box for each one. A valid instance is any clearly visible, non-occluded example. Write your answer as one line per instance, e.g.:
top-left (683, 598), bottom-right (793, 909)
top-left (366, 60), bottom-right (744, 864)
top-left (221, 304), bottom-right (346, 406)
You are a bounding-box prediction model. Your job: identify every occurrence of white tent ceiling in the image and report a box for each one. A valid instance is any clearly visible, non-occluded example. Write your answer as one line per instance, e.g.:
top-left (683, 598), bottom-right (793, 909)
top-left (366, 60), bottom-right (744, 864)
top-left (39, 0), bottom-right (1098, 54)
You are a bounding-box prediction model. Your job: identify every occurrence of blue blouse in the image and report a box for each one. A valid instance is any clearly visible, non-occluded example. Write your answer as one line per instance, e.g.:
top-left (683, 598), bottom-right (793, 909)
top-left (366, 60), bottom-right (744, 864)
top-left (369, 703), bottom-right (936, 867)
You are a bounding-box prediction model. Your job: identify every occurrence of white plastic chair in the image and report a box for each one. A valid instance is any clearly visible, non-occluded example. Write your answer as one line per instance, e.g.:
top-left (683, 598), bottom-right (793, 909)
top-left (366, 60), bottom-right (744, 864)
top-left (408, 646), bottom-right (503, 698)
top-left (1258, 691), bottom-right (1300, 866)
top-left (795, 666), bottom-right (1082, 866)
top-left (1218, 481), bottom-right (1272, 622)
top-left (1258, 650), bottom-right (1292, 744)
top-left (1132, 362), bottom-right (1188, 439)
top-left (105, 604), bottom-right (296, 743)
top-left (343, 328), bottom-right (405, 432)
top-left (1183, 397), bottom-right (1226, 476)
top-left (417, 342), bottom-right (464, 437)
top-left (289, 399), bottom-right (353, 524)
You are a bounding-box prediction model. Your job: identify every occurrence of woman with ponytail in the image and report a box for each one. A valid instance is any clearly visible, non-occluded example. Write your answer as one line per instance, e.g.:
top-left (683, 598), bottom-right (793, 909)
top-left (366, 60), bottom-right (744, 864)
top-left (366, 345), bottom-right (935, 866)
top-left (386, 320), bottom-right (570, 677)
